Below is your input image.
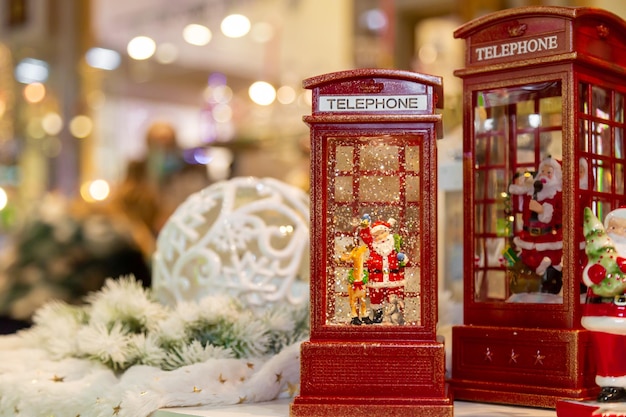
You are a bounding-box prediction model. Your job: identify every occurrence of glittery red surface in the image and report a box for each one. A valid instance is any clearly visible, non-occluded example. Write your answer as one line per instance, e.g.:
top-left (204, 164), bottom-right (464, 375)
top-left (449, 6), bottom-right (626, 409)
top-left (291, 341), bottom-right (453, 417)
top-left (292, 69), bottom-right (449, 417)
top-left (451, 325), bottom-right (598, 408)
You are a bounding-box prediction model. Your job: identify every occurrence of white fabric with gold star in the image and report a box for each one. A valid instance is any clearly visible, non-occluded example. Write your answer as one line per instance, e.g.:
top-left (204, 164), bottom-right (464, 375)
top-left (0, 332), bottom-right (301, 417)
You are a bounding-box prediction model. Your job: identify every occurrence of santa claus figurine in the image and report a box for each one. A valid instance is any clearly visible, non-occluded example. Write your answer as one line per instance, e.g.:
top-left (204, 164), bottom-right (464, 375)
top-left (509, 156), bottom-right (563, 294)
top-left (358, 214), bottom-right (408, 324)
top-left (581, 207), bottom-right (626, 403)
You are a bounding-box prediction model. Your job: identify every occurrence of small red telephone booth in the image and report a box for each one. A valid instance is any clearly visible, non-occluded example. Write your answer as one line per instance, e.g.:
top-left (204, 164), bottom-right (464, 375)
top-left (452, 6), bottom-right (626, 408)
top-left (290, 69), bottom-right (452, 417)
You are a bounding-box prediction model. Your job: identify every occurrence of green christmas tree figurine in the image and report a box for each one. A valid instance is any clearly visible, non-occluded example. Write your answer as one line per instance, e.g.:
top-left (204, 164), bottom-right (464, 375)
top-left (582, 207), bottom-right (626, 297)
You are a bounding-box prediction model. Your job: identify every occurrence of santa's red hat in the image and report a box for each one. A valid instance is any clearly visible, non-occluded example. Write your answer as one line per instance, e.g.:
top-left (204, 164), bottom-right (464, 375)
top-left (371, 221), bottom-right (389, 232)
top-left (538, 156), bottom-right (562, 176)
top-left (536, 156), bottom-right (563, 191)
top-left (371, 218), bottom-right (396, 234)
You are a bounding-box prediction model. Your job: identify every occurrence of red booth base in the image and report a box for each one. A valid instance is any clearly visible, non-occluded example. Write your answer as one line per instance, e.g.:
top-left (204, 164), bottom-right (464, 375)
top-left (556, 400), bottom-right (626, 416)
top-left (290, 339), bottom-right (453, 417)
top-left (451, 325), bottom-right (598, 408)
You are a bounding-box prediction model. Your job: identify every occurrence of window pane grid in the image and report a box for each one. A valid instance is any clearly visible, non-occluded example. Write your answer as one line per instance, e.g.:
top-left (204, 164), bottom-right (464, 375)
top-left (473, 81), bottom-right (563, 302)
top-left (578, 82), bottom-right (626, 210)
top-left (326, 136), bottom-right (423, 325)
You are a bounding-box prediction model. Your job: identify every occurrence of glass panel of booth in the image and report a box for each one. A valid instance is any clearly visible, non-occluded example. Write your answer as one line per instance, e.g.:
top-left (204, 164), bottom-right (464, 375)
top-left (326, 135), bottom-right (423, 326)
top-left (578, 81), bottom-right (626, 264)
top-left (472, 81), bottom-right (564, 304)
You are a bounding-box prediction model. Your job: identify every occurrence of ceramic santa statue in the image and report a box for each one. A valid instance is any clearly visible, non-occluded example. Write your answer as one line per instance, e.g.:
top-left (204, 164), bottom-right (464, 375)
top-left (582, 207), bottom-right (626, 402)
top-left (358, 214), bottom-right (408, 324)
top-left (509, 156), bottom-right (563, 293)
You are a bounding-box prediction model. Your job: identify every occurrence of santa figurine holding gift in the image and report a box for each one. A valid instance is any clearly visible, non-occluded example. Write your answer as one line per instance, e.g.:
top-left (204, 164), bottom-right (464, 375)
top-left (358, 214), bottom-right (408, 324)
top-left (509, 156), bottom-right (563, 293)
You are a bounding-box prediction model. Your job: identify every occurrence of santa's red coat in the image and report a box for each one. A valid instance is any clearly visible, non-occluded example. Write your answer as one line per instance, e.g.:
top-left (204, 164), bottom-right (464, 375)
top-left (583, 294), bottom-right (626, 380)
top-left (513, 192), bottom-right (563, 270)
top-left (358, 227), bottom-right (405, 306)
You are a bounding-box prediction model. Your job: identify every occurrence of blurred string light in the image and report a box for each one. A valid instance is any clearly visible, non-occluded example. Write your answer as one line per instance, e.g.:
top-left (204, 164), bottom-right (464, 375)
top-left (221, 14), bottom-right (251, 38)
top-left (14, 58), bottom-right (49, 84)
top-left (127, 36), bottom-right (156, 60)
top-left (85, 47), bottom-right (121, 70)
top-left (23, 82), bottom-right (45, 103)
top-left (203, 80), bottom-right (233, 104)
top-left (208, 72), bottom-right (227, 86)
top-left (528, 113), bottom-right (542, 128)
top-left (418, 43), bottom-right (438, 65)
top-left (208, 147), bottom-right (233, 181)
top-left (248, 81), bottom-right (276, 106)
top-left (300, 89), bottom-right (313, 107)
top-left (190, 146), bottom-right (233, 181)
top-left (80, 179), bottom-right (110, 202)
top-left (183, 23), bottom-right (212, 46)
top-left (26, 118), bottom-right (45, 139)
top-left (121, 10), bottom-right (261, 63)
top-left (42, 112), bottom-right (63, 136)
top-left (360, 8), bottom-right (388, 32)
top-left (277, 85), bottom-right (296, 104)
top-left (69, 115), bottom-right (93, 138)
top-left (211, 85), bottom-right (233, 103)
top-left (212, 103), bottom-right (232, 123)
top-left (156, 42), bottom-right (179, 64)
top-left (201, 73), bottom-right (235, 144)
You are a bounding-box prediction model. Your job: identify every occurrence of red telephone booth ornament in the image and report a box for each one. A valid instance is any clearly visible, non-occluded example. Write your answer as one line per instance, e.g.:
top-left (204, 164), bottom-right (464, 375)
top-left (451, 6), bottom-right (626, 409)
top-left (290, 69), bottom-right (452, 417)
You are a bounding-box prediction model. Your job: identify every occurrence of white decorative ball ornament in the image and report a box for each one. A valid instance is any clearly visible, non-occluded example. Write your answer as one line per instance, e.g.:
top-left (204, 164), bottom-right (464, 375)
top-left (152, 177), bottom-right (310, 311)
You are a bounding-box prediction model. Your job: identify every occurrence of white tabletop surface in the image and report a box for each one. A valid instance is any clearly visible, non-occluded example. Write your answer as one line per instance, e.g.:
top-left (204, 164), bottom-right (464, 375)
top-left (152, 398), bottom-right (558, 417)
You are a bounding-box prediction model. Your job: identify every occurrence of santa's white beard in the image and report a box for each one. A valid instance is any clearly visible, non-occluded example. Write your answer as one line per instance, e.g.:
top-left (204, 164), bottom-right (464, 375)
top-left (372, 235), bottom-right (394, 256)
top-left (536, 175), bottom-right (561, 200)
top-left (611, 234), bottom-right (626, 257)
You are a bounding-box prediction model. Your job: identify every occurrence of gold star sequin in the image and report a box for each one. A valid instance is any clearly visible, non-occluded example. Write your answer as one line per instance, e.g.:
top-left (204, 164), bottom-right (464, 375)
top-left (534, 350), bottom-right (545, 365)
top-left (50, 374), bottom-right (65, 383)
top-left (287, 382), bottom-right (299, 397)
top-left (239, 376), bottom-right (246, 382)
top-left (193, 386), bottom-right (202, 393)
top-left (275, 372), bottom-right (283, 383)
top-left (112, 403), bottom-right (122, 416)
top-left (218, 374), bottom-right (227, 384)
top-left (247, 362), bottom-right (254, 369)
top-left (237, 396), bottom-right (247, 404)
